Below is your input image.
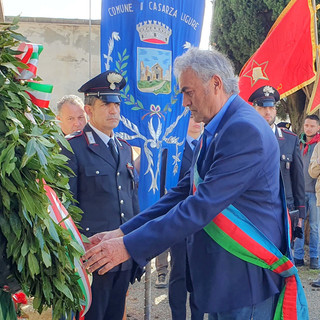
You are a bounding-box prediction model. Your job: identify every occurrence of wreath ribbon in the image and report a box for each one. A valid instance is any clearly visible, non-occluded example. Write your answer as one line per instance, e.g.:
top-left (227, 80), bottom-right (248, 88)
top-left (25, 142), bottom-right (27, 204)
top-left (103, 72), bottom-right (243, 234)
top-left (44, 184), bottom-right (92, 318)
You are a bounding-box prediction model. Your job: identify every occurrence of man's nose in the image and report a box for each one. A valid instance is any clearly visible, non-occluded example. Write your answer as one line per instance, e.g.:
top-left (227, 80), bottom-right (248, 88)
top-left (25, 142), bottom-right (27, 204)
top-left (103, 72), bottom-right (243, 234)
top-left (182, 95), bottom-right (190, 107)
top-left (109, 103), bottom-right (118, 113)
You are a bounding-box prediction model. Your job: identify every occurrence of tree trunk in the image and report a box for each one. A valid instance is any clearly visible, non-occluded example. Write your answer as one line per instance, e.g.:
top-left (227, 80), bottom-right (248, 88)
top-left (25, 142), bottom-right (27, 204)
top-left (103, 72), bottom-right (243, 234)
top-left (285, 90), bottom-right (307, 135)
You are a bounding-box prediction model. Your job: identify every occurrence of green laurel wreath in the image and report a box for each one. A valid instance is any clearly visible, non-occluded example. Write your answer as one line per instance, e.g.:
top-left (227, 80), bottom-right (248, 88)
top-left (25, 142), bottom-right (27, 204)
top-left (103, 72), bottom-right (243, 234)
top-left (0, 18), bottom-right (84, 319)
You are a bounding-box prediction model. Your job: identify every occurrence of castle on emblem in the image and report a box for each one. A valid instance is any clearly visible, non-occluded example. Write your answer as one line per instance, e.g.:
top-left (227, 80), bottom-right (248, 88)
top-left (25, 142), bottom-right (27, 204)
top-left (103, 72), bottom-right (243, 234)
top-left (136, 21), bottom-right (172, 44)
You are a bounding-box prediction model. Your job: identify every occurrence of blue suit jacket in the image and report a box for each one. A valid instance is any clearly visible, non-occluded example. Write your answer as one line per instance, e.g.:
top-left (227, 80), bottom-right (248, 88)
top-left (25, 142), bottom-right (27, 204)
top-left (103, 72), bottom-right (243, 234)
top-left (121, 96), bottom-right (286, 312)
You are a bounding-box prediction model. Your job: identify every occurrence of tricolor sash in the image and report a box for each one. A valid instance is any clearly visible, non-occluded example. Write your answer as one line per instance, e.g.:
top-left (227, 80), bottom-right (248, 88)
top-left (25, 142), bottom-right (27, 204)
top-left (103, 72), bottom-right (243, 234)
top-left (193, 137), bottom-right (308, 320)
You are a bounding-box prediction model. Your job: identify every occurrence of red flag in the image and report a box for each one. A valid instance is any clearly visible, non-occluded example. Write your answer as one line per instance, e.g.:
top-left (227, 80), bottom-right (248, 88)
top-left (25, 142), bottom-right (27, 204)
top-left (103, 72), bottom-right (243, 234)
top-left (239, 0), bottom-right (317, 102)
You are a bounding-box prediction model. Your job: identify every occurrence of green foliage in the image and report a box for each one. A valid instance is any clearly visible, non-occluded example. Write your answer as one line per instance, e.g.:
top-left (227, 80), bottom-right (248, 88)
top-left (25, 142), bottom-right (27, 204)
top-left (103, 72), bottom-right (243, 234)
top-left (0, 18), bottom-right (84, 319)
top-left (211, 0), bottom-right (290, 73)
top-left (0, 291), bottom-right (17, 319)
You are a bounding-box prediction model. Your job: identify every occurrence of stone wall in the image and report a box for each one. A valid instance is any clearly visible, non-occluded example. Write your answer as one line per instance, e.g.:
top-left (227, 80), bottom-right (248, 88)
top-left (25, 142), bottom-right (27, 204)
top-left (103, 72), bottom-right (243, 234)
top-left (6, 17), bottom-right (101, 112)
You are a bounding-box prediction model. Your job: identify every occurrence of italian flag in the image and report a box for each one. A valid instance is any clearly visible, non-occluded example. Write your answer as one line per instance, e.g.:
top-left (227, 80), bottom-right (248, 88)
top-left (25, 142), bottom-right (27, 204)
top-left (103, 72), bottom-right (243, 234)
top-left (17, 43), bottom-right (43, 80)
top-left (25, 81), bottom-right (53, 109)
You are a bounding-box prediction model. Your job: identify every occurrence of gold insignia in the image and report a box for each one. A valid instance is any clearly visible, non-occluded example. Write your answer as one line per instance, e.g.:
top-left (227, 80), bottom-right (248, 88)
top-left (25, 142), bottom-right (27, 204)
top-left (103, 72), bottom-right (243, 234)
top-left (243, 60), bottom-right (269, 86)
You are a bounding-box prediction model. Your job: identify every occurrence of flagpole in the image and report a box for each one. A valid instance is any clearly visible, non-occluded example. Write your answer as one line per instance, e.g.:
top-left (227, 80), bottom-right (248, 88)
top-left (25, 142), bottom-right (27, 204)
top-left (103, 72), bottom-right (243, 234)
top-left (306, 0), bottom-right (320, 114)
top-left (312, 0), bottom-right (319, 70)
top-left (89, 0), bottom-right (92, 79)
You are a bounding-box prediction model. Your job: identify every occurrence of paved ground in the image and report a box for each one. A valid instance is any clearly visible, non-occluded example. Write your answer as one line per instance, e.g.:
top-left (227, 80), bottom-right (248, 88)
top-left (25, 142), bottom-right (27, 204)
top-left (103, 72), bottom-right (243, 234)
top-left (23, 255), bottom-right (320, 319)
top-left (126, 259), bottom-right (320, 320)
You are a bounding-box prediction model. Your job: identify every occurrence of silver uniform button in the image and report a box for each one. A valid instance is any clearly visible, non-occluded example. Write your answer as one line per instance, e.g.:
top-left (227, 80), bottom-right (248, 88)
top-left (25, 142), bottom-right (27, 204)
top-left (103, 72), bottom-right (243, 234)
top-left (117, 172), bottom-right (120, 176)
top-left (96, 171), bottom-right (100, 174)
top-left (121, 213), bottom-right (125, 218)
top-left (118, 186), bottom-right (122, 190)
top-left (120, 199), bottom-right (124, 204)
top-left (86, 227), bottom-right (90, 231)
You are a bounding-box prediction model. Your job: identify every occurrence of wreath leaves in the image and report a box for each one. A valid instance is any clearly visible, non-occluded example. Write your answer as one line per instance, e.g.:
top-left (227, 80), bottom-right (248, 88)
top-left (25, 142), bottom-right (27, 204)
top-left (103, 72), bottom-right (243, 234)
top-left (0, 19), bottom-right (84, 319)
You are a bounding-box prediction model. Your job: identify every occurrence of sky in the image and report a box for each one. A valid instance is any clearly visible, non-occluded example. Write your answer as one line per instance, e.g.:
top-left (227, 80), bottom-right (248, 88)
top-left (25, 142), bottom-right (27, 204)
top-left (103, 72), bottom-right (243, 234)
top-left (2, 0), bottom-right (212, 49)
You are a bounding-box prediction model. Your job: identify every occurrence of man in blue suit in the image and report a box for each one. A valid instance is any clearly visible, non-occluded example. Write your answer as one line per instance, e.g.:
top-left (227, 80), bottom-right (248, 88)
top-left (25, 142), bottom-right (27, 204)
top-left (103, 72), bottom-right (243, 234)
top-left (83, 48), bottom-right (287, 319)
top-left (62, 70), bottom-right (140, 320)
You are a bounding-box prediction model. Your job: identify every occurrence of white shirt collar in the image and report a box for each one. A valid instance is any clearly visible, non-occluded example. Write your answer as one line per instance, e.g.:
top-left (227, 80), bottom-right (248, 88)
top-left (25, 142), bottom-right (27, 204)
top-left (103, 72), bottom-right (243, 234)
top-left (88, 122), bottom-right (115, 148)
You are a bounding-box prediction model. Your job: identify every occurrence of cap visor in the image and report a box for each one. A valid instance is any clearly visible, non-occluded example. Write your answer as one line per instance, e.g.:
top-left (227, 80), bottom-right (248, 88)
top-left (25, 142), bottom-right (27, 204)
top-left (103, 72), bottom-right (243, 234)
top-left (100, 95), bottom-right (121, 103)
top-left (254, 99), bottom-right (275, 107)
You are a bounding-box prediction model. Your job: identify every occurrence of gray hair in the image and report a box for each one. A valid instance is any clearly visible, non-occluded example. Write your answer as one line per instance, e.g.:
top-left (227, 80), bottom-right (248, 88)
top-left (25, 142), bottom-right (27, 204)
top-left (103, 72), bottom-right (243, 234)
top-left (56, 95), bottom-right (84, 115)
top-left (174, 47), bottom-right (239, 95)
top-left (84, 95), bottom-right (99, 107)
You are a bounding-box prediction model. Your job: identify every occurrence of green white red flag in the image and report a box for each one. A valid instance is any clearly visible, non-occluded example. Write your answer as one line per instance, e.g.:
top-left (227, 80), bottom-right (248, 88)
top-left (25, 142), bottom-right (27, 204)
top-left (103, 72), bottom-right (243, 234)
top-left (25, 81), bottom-right (53, 109)
top-left (16, 43), bottom-right (43, 80)
top-left (239, 0), bottom-right (317, 102)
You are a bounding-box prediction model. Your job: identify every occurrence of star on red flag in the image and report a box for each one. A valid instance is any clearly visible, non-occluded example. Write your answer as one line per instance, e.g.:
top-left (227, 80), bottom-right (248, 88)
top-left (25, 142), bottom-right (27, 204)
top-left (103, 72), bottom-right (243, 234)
top-left (242, 60), bottom-right (269, 87)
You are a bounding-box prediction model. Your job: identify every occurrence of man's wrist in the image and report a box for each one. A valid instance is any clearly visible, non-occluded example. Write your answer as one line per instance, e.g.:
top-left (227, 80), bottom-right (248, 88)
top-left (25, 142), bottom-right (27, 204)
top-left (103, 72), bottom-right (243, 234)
top-left (116, 228), bottom-right (125, 237)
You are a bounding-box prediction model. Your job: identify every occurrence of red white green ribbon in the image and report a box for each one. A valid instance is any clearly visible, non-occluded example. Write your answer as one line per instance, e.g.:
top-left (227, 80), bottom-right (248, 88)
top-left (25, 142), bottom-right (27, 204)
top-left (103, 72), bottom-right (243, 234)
top-left (202, 206), bottom-right (308, 320)
top-left (24, 81), bottom-right (53, 109)
top-left (16, 43), bottom-right (43, 80)
top-left (193, 136), bottom-right (309, 320)
top-left (44, 184), bottom-right (92, 318)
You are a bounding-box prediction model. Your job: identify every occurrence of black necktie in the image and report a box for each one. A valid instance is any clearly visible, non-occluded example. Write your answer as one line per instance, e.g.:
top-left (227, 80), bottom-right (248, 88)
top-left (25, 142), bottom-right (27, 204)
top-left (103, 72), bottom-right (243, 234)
top-left (108, 139), bottom-right (119, 163)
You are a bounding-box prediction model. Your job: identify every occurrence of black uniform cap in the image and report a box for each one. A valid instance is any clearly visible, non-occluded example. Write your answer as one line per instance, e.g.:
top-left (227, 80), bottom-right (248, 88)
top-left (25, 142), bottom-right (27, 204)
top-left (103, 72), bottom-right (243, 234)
top-left (78, 70), bottom-right (126, 103)
top-left (277, 121), bottom-right (291, 130)
top-left (248, 86), bottom-right (280, 107)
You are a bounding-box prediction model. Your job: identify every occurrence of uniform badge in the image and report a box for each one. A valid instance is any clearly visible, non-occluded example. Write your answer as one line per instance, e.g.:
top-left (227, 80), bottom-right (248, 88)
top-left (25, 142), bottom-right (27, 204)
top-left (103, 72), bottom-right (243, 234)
top-left (126, 162), bottom-right (135, 179)
top-left (263, 86), bottom-right (275, 96)
top-left (85, 131), bottom-right (96, 144)
top-left (277, 127), bottom-right (283, 138)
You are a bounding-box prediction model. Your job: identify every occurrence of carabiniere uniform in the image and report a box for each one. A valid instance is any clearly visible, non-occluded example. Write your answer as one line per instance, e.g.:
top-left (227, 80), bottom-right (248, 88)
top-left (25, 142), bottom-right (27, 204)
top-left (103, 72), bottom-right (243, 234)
top-left (64, 126), bottom-right (139, 242)
top-left (275, 125), bottom-right (305, 219)
top-left (61, 70), bottom-right (140, 320)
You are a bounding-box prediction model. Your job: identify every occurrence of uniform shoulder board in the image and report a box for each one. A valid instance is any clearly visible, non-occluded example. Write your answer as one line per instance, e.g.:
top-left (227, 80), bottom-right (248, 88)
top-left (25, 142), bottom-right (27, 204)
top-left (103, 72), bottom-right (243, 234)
top-left (118, 138), bottom-right (131, 146)
top-left (65, 130), bottom-right (83, 140)
top-left (279, 127), bottom-right (297, 137)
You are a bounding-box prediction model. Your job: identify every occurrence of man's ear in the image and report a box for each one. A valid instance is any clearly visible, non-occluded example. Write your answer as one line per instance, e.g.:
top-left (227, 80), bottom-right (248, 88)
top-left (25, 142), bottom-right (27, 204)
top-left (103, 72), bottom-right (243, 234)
top-left (84, 105), bottom-right (91, 116)
top-left (210, 75), bottom-right (223, 92)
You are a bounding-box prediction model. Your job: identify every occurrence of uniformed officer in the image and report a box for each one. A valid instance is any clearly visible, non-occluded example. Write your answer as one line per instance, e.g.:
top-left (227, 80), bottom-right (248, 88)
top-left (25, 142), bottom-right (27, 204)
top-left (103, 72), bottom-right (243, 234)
top-left (249, 86), bottom-right (305, 241)
top-left (61, 70), bottom-right (140, 320)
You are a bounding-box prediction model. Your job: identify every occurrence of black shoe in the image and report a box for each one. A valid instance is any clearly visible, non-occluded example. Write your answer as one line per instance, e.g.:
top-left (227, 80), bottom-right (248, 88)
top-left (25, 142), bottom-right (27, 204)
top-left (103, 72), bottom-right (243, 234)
top-left (294, 258), bottom-right (304, 267)
top-left (154, 274), bottom-right (168, 289)
top-left (310, 258), bottom-right (319, 269)
top-left (311, 277), bottom-right (320, 287)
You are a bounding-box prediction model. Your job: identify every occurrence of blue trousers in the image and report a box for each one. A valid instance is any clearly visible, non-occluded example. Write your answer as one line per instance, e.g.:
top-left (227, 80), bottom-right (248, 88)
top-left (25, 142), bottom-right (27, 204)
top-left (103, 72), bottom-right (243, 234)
top-left (169, 240), bottom-right (204, 320)
top-left (85, 269), bottom-right (131, 320)
top-left (208, 294), bottom-right (278, 320)
top-left (294, 192), bottom-right (320, 260)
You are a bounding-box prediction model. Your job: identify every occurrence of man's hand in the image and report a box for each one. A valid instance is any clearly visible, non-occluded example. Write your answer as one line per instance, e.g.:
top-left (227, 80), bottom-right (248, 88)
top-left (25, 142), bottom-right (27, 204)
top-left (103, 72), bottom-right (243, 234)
top-left (83, 237), bottom-right (130, 275)
top-left (84, 228), bottom-right (124, 251)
